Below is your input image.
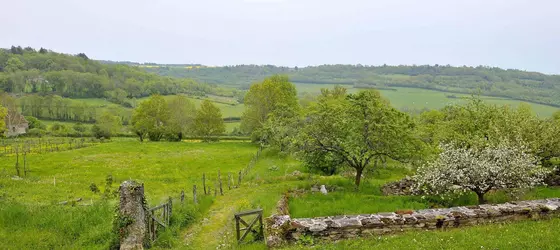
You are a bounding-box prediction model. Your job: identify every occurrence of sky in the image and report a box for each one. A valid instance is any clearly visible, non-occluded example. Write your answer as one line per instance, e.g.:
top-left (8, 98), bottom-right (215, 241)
top-left (2, 0), bottom-right (559, 74)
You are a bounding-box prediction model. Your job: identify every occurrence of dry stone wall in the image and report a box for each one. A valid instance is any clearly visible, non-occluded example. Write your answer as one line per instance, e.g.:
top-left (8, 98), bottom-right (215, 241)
top-left (266, 198), bottom-right (560, 247)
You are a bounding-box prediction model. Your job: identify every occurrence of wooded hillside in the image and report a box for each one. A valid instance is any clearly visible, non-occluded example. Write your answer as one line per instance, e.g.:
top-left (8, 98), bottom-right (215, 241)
top-left (144, 64), bottom-right (560, 107)
top-left (0, 46), bottom-right (230, 106)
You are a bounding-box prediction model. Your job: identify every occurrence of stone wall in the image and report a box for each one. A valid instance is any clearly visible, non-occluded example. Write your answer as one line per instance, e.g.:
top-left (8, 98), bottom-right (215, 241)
top-left (266, 198), bottom-right (560, 247)
top-left (380, 176), bottom-right (416, 196)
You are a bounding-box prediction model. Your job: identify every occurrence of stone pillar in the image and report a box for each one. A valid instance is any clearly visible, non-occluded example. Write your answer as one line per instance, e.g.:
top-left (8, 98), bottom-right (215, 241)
top-left (119, 180), bottom-right (148, 250)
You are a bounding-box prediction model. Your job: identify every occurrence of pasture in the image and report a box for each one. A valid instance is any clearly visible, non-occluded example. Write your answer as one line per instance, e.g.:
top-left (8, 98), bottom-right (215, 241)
top-left (295, 83), bottom-right (560, 117)
top-left (0, 140), bottom-right (258, 249)
top-left (1, 140), bottom-right (560, 249)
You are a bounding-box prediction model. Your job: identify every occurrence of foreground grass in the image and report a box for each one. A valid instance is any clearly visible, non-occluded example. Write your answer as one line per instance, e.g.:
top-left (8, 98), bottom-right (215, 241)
top-left (281, 218), bottom-right (560, 250)
top-left (0, 140), bottom-right (258, 249)
top-left (184, 151), bottom-right (305, 249)
top-left (0, 201), bottom-right (113, 249)
top-left (2, 141), bottom-right (559, 249)
top-left (0, 140), bottom-right (257, 204)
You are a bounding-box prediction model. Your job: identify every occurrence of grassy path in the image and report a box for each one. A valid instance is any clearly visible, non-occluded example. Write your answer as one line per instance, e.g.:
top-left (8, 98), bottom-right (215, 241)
top-left (182, 183), bottom-right (287, 249)
top-left (181, 153), bottom-right (304, 249)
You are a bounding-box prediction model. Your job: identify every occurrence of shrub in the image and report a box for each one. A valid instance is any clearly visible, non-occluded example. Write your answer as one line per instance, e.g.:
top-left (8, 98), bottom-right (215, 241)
top-left (26, 128), bottom-right (47, 137)
top-left (91, 125), bottom-right (111, 139)
top-left (25, 116), bottom-right (46, 130)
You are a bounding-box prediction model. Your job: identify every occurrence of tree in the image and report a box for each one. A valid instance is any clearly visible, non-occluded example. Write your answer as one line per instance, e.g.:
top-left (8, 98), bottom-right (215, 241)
top-left (0, 104), bottom-right (6, 136)
top-left (191, 100), bottom-right (225, 141)
top-left (5, 57), bottom-right (25, 72)
top-left (414, 142), bottom-right (549, 204)
top-left (92, 111), bottom-right (121, 139)
top-left (553, 111), bottom-right (560, 123)
top-left (25, 116), bottom-right (46, 130)
top-left (240, 75), bottom-right (299, 137)
top-left (131, 95), bottom-right (170, 141)
top-left (419, 99), bottom-right (558, 168)
top-left (297, 89), bottom-right (422, 187)
top-left (73, 122), bottom-right (86, 135)
top-left (166, 95), bottom-right (196, 141)
top-left (260, 103), bottom-right (300, 151)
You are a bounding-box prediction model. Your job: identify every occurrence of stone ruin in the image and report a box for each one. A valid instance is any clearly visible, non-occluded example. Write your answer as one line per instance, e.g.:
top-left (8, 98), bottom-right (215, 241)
top-left (381, 176), bottom-right (417, 196)
top-left (266, 197), bottom-right (560, 247)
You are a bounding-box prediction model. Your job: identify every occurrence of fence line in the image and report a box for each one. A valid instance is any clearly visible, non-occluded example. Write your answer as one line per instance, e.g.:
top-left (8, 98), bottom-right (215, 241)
top-left (0, 137), bottom-right (97, 157)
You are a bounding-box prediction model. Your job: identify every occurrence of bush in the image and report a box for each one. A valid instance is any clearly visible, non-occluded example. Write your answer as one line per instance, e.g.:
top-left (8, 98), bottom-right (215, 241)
top-left (49, 123), bottom-right (67, 133)
top-left (25, 116), bottom-right (46, 130)
top-left (26, 128), bottom-right (47, 137)
top-left (91, 125), bottom-right (111, 139)
top-left (73, 123), bottom-right (86, 133)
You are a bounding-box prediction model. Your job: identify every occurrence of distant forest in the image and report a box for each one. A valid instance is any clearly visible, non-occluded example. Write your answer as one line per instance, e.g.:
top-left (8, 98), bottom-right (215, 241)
top-left (0, 46), bottom-right (232, 105)
top-left (143, 64), bottom-right (560, 107)
top-left (0, 46), bottom-right (239, 124)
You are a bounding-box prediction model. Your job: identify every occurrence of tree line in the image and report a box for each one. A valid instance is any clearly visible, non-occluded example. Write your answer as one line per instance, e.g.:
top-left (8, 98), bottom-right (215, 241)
top-left (144, 64), bottom-right (560, 107)
top-left (129, 95), bottom-right (225, 141)
top-left (0, 46), bottom-right (234, 107)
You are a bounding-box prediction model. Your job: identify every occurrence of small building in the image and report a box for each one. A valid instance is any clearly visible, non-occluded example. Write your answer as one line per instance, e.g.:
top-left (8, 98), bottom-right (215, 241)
top-left (4, 110), bottom-right (28, 137)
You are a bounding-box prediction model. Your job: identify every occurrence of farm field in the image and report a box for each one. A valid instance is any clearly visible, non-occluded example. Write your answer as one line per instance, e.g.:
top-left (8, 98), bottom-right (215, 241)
top-left (294, 83), bottom-right (560, 117)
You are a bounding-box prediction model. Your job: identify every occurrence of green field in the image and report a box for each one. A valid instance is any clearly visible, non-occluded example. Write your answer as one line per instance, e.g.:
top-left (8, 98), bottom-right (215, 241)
top-left (0, 140), bottom-right (258, 249)
top-left (73, 98), bottom-right (124, 108)
top-left (282, 218), bottom-right (560, 249)
top-left (295, 83), bottom-right (560, 117)
top-left (137, 95), bottom-right (244, 118)
top-left (1, 140), bottom-right (559, 249)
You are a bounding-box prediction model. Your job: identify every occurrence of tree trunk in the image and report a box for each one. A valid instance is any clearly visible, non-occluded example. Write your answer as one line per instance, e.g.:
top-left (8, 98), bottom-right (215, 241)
top-left (354, 167), bottom-right (364, 187)
top-left (476, 191), bottom-right (486, 204)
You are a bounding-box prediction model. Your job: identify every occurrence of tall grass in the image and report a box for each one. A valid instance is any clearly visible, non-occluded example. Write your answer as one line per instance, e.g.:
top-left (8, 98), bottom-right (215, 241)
top-left (0, 201), bottom-right (113, 249)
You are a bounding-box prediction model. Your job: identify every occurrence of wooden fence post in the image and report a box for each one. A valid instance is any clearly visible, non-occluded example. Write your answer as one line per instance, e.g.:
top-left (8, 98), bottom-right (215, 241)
top-left (181, 190), bottom-right (185, 203)
top-left (214, 182), bottom-right (217, 197)
top-left (228, 173), bottom-right (232, 190)
top-left (218, 170), bottom-right (223, 195)
top-left (168, 196), bottom-right (172, 224)
top-left (193, 185), bottom-right (198, 204)
top-left (238, 171), bottom-right (242, 187)
top-left (203, 173), bottom-right (207, 195)
top-left (15, 145), bottom-right (20, 177)
top-left (23, 145), bottom-right (27, 177)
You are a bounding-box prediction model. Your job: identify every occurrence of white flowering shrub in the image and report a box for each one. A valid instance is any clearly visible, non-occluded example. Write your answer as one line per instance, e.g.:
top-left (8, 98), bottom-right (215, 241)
top-left (414, 142), bottom-right (549, 204)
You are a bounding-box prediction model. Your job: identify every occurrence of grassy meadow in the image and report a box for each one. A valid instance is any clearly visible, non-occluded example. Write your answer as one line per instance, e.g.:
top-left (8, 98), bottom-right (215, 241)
top-left (0, 140), bottom-right (258, 249)
top-left (137, 94), bottom-right (244, 118)
top-left (281, 218), bottom-right (560, 250)
top-left (1, 140), bottom-right (560, 249)
top-left (295, 83), bottom-right (560, 117)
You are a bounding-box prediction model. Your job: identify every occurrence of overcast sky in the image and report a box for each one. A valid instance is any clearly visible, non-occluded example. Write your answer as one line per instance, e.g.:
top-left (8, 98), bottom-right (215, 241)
top-left (2, 0), bottom-right (559, 73)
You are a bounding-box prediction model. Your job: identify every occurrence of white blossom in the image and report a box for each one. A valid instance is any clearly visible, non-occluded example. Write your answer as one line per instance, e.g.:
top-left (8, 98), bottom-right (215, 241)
top-left (414, 142), bottom-right (549, 202)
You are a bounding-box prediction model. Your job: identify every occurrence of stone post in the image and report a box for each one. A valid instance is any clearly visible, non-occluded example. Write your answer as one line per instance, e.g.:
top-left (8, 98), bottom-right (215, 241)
top-left (119, 180), bottom-right (148, 250)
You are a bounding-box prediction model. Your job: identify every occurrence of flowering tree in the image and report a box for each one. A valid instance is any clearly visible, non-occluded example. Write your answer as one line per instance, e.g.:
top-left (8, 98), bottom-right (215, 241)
top-left (414, 142), bottom-right (549, 204)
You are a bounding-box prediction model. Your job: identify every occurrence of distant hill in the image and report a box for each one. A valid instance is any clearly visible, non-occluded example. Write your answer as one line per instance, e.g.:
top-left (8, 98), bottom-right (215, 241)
top-left (140, 64), bottom-right (560, 107)
top-left (0, 46), bottom-right (228, 105)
